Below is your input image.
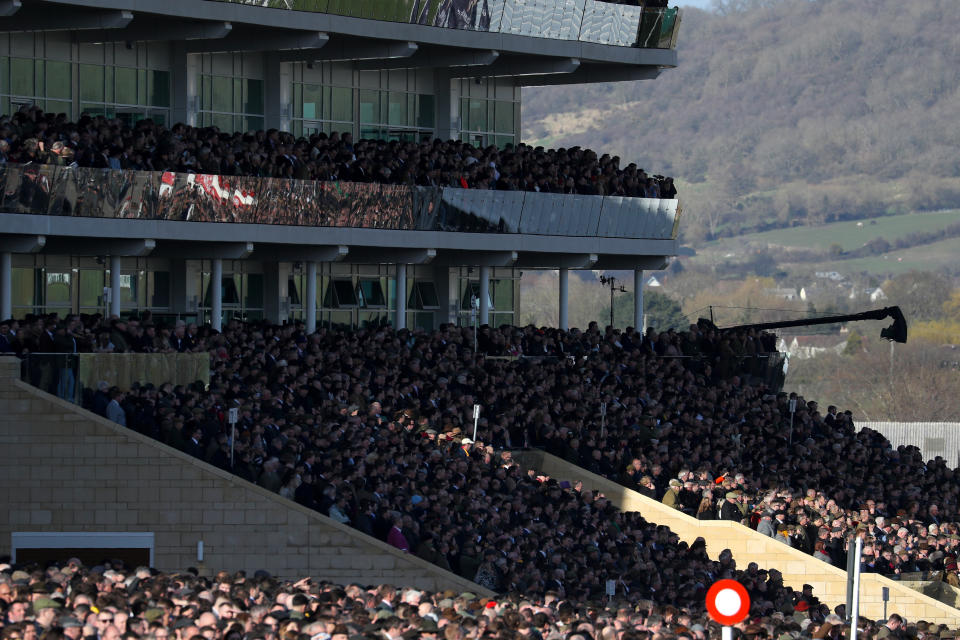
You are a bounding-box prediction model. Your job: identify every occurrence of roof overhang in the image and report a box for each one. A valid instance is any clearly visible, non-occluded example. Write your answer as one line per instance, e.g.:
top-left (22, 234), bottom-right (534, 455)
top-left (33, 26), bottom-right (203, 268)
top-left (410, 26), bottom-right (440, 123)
top-left (30, 0), bottom-right (675, 81)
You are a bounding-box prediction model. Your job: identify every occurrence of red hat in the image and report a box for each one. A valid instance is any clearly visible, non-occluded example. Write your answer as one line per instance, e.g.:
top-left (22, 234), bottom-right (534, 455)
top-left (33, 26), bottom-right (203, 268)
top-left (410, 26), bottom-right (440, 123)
top-left (485, 601), bottom-right (497, 609)
top-left (794, 601), bottom-right (810, 612)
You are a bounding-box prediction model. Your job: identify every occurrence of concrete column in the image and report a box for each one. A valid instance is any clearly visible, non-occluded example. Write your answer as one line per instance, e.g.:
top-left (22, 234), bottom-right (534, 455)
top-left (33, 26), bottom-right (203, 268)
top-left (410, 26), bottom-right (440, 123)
top-left (433, 70), bottom-right (459, 140)
top-left (634, 268), bottom-right (644, 331)
top-left (305, 261), bottom-right (317, 334)
top-left (263, 52), bottom-right (284, 130)
top-left (110, 256), bottom-right (122, 318)
top-left (396, 263), bottom-right (407, 330)
top-left (558, 267), bottom-right (569, 331)
top-left (0, 252), bottom-right (11, 321)
top-left (171, 43), bottom-right (194, 126)
top-left (211, 259), bottom-right (223, 331)
top-left (479, 265), bottom-right (490, 326)
top-left (263, 262), bottom-right (284, 325)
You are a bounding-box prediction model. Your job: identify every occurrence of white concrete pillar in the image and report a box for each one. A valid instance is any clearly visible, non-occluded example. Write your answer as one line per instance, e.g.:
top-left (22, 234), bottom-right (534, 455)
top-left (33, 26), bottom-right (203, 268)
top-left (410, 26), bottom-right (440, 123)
top-left (433, 70), bottom-right (459, 140)
top-left (558, 267), bottom-right (569, 331)
top-left (305, 261), bottom-right (317, 334)
top-left (211, 258), bottom-right (223, 331)
top-left (479, 265), bottom-right (490, 326)
top-left (396, 263), bottom-right (407, 330)
top-left (110, 256), bottom-right (122, 318)
top-left (0, 252), bottom-right (11, 321)
top-left (634, 268), bottom-right (644, 331)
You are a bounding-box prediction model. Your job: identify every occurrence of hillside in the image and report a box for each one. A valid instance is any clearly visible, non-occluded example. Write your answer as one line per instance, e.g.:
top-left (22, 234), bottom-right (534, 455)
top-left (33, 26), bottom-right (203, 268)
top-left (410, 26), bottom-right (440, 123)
top-left (522, 0), bottom-right (960, 245)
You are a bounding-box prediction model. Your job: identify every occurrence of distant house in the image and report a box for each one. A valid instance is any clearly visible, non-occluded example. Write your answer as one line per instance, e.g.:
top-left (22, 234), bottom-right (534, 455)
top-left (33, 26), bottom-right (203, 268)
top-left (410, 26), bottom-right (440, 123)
top-left (777, 335), bottom-right (848, 359)
top-left (815, 271), bottom-right (846, 282)
top-left (646, 276), bottom-right (662, 288)
top-left (847, 286), bottom-right (888, 302)
top-left (766, 287), bottom-right (799, 301)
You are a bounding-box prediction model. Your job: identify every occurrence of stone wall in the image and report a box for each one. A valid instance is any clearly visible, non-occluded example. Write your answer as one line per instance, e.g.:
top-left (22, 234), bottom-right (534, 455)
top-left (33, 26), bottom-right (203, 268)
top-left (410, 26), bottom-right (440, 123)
top-left (0, 358), bottom-right (490, 595)
top-left (513, 449), bottom-right (960, 626)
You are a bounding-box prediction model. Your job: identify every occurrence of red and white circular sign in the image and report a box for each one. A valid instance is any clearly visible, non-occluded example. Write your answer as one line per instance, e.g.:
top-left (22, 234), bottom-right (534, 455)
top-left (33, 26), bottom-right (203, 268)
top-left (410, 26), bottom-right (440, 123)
top-left (705, 579), bottom-right (751, 625)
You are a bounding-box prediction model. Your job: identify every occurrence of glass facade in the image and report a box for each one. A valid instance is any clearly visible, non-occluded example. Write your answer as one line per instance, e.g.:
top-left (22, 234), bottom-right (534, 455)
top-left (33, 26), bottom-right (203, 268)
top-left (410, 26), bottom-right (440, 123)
top-left (79, 64), bottom-right (171, 126)
top-left (0, 34), bottom-right (171, 124)
top-left (458, 78), bottom-right (519, 148)
top-left (7, 258), bottom-right (518, 332)
top-left (290, 65), bottom-right (437, 141)
top-left (291, 82), bottom-right (354, 136)
top-left (9, 259), bottom-right (171, 319)
top-left (456, 268), bottom-right (520, 328)
top-left (0, 57), bottom-right (72, 116)
top-left (359, 89), bottom-right (435, 141)
top-left (198, 75), bottom-right (264, 132)
top-left (198, 263), bottom-right (265, 325)
top-left (195, 52), bottom-right (265, 132)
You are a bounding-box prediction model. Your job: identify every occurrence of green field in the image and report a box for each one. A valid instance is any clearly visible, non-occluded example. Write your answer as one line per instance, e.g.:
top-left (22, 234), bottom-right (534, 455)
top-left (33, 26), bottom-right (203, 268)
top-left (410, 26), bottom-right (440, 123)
top-left (802, 236), bottom-right (960, 276)
top-left (703, 210), bottom-right (960, 254)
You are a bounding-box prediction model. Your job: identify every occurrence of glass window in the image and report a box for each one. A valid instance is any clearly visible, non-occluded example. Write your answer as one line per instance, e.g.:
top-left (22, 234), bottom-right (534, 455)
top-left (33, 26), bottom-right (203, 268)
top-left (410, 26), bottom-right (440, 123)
top-left (292, 83), bottom-right (302, 118)
top-left (244, 78), bottom-right (263, 115)
top-left (12, 268), bottom-right (35, 309)
top-left (245, 273), bottom-right (264, 309)
top-left (357, 279), bottom-right (386, 308)
top-left (417, 94), bottom-right (435, 129)
top-left (210, 112), bottom-right (232, 131)
top-left (233, 78), bottom-right (242, 114)
top-left (115, 67), bottom-right (137, 104)
top-left (79, 64), bottom-right (104, 103)
top-left (469, 98), bottom-right (486, 131)
top-left (495, 100), bottom-right (515, 134)
top-left (46, 61), bottom-right (71, 101)
top-left (223, 276), bottom-right (240, 305)
top-left (388, 91), bottom-right (406, 126)
top-left (359, 89), bottom-right (379, 124)
top-left (287, 277), bottom-right (302, 306)
top-left (302, 83), bottom-right (322, 120)
top-left (409, 281), bottom-right (439, 310)
top-left (331, 87), bottom-right (352, 122)
top-left (137, 69), bottom-right (146, 105)
top-left (119, 273), bottom-right (138, 306)
top-left (45, 100), bottom-right (71, 116)
top-left (212, 76), bottom-right (232, 113)
top-left (79, 270), bottom-right (104, 308)
top-left (11, 58), bottom-right (34, 96)
top-left (491, 312), bottom-right (513, 328)
top-left (324, 279), bottom-right (358, 308)
top-left (150, 271), bottom-right (170, 308)
top-left (493, 279), bottom-right (514, 311)
top-left (45, 271), bottom-right (72, 306)
top-left (149, 70), bottom-right (170, 108)
top-left (201, 75), bottom-right (212, 111)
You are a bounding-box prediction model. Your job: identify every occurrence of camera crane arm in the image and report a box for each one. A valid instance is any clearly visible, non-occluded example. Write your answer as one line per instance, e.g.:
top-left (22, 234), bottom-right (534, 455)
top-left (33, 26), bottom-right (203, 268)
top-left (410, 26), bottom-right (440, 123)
top-left (699, 306), bottom-right (908, 344)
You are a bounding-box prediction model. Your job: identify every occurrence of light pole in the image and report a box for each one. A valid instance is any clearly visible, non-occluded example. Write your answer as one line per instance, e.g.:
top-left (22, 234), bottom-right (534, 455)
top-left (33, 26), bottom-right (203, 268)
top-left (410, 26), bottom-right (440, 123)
top-left (599, 275), bottom-right (628, 328)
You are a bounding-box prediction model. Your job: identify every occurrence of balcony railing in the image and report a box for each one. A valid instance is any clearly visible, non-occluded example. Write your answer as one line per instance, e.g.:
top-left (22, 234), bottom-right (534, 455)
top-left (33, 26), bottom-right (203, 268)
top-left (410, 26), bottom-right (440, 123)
top-left (210, 0), bottom-right (681, 49)
top-left (0, 164), bottom-right (680, 240)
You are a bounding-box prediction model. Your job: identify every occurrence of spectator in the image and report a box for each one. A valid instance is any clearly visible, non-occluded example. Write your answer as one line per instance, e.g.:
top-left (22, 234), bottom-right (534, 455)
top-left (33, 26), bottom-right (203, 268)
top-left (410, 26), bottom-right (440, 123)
top-left (0, 108), bottom-right (677, 199)
top-left (105, 388), bottom-right (126, 426)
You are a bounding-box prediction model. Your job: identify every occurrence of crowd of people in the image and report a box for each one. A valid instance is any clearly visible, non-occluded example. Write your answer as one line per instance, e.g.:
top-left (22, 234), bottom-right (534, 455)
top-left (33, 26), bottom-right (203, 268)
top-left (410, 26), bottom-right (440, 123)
top-left (0, 563), bottom-right (937, 640)
top-left (4, 313), bottom-right (960, 598)
top-left (0, 107), bottom-right (677, 199)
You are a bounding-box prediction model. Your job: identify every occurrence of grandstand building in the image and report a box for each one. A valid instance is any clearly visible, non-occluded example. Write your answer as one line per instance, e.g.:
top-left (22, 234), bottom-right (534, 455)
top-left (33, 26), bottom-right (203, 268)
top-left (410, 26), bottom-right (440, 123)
top-left (0, 0), bottom-right (681, 331)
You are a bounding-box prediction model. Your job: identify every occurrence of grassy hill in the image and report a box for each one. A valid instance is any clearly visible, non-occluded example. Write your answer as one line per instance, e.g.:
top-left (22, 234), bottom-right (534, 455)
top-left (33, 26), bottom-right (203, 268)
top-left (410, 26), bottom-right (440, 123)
top-left (693, 210), bottom-right (960, 277)
top-left (521, 0), bottom-right (960, 246)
